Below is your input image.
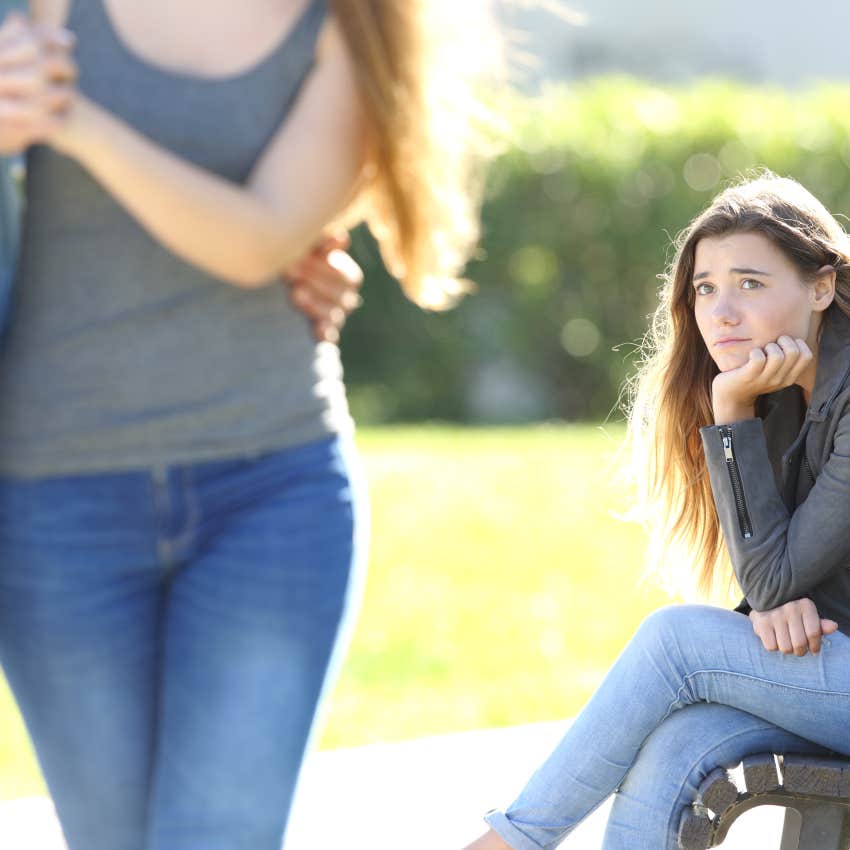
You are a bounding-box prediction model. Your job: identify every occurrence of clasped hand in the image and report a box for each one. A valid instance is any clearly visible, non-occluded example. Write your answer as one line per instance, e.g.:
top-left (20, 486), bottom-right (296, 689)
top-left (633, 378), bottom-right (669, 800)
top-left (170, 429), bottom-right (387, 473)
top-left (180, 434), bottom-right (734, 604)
top-left (712, 336), bottom-right (813, 424)
top-left (749, 597), bottom-right (838, 656)
top-left (0, 11), bottom-right (76, 153)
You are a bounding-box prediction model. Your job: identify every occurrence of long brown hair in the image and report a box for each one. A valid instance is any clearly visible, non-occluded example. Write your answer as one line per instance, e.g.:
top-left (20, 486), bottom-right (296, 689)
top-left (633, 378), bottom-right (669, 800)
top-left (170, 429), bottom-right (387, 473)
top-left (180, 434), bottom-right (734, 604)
top-left (627, 172), bottom-right (850, 597)
top-left (329, 0), bottom-right (498, 308)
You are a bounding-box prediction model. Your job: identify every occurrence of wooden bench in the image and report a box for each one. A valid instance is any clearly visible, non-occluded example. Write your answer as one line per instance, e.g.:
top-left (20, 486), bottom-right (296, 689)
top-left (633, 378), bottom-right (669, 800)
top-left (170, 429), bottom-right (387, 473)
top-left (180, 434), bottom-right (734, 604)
top-left (678, 753), bottom-right (850, 850)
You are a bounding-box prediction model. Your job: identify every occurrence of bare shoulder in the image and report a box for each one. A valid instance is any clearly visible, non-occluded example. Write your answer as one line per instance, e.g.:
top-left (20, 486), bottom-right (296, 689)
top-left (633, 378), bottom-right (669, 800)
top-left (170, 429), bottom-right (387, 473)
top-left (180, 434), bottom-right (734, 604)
top-left (316, 9), bottom-right (351, 66)
top-left (311, 9), bottom-right (363, 120)
top-left (28, 0), bottom-right (70, 27)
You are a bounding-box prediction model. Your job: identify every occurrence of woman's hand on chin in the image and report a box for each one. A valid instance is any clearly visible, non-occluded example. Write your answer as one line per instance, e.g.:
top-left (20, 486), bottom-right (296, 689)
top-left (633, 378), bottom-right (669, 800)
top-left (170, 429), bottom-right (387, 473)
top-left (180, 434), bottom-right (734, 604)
top-left (711, 335), bottom-right (813, 424)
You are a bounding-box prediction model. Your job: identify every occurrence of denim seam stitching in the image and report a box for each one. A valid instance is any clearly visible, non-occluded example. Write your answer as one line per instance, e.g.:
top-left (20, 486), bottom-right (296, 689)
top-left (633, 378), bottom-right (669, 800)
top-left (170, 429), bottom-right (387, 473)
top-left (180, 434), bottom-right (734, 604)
top-left (169, 466), bottom-right (200, 555)
top-left (664, 668), bottom-right (850, 722)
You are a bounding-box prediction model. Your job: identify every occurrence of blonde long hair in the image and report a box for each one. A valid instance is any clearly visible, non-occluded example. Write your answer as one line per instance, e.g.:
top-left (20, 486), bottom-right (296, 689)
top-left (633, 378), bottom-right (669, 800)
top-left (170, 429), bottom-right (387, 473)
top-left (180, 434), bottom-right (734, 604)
top-left (627, 173), bottom-right (850, 597)
top-left (330, 0), bottom-right (498, 308)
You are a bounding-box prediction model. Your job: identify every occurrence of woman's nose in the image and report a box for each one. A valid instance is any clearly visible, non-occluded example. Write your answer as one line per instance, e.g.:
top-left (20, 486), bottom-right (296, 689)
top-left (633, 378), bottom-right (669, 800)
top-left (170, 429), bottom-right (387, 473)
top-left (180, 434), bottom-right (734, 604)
top-left (712, 294), bottom-right (740, 325)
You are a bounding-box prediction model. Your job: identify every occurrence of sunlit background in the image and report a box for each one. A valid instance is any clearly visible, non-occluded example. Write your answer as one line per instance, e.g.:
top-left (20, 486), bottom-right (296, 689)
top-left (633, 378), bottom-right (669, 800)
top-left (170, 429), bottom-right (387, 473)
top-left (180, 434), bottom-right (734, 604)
top-left (2, 0), bottom-right (849, 800)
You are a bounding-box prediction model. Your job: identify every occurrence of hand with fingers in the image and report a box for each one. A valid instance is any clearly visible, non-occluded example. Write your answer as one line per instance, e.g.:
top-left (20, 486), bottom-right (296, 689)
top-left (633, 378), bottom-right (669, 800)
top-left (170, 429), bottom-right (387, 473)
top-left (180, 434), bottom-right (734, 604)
top-left (711, 334), bottom-right (814, 425)
top-left (284, 231), bottom-right (363, 344)
top-left (0, 11), bottom-right (77, 155)
top-left (749, 597), bottom-right (838, 656)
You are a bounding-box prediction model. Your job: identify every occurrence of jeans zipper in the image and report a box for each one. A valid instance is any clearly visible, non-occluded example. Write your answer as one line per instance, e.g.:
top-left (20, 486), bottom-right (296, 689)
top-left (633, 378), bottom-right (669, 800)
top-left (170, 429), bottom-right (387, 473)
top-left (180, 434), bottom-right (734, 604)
top-left (720, 426), bottom-right (753, 539)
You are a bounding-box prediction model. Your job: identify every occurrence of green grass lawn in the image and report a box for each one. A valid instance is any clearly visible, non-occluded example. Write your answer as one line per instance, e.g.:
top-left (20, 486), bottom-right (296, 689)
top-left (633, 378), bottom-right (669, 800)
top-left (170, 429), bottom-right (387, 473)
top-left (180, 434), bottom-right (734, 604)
top-left (0, 424), bottom-right (676, 799)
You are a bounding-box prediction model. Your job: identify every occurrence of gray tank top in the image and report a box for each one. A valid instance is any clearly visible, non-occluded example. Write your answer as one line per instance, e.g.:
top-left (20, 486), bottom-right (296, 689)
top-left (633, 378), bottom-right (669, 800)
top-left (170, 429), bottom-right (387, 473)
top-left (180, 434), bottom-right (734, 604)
top-left (0, 0), bottom-right (352, 478)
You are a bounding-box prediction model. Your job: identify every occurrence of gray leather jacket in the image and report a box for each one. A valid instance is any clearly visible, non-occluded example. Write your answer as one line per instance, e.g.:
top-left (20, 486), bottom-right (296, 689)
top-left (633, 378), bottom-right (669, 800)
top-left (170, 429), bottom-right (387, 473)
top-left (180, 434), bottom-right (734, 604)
top-left (701, 305), bottom-right (850, 633)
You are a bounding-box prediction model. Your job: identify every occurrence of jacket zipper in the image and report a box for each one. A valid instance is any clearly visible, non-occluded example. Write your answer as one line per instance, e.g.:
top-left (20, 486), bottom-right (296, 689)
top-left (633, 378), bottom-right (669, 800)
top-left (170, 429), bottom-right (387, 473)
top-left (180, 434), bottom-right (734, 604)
top-left (802, 452), bottom-right (814, 484)
top-left (719, 426), bottom-right (753, 539)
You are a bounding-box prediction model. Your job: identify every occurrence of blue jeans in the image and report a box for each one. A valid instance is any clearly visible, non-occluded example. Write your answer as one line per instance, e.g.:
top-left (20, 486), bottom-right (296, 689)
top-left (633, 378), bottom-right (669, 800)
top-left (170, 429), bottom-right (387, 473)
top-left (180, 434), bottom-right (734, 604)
top-left (486, 604), bottom-right (850, 850)
top-left (0, 435), bottom-right (368, 850)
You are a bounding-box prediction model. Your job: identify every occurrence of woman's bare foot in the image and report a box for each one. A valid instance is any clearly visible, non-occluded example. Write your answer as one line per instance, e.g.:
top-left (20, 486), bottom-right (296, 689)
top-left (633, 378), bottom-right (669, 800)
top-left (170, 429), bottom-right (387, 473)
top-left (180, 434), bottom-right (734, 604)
top-left (462, 829), bottom-right (513, 850)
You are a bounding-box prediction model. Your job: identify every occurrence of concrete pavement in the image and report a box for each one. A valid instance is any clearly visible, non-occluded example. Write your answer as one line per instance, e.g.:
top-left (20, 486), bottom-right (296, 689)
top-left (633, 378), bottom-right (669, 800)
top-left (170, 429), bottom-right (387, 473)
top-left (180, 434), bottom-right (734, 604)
top-left (0, 721), bottom-right (786, 849)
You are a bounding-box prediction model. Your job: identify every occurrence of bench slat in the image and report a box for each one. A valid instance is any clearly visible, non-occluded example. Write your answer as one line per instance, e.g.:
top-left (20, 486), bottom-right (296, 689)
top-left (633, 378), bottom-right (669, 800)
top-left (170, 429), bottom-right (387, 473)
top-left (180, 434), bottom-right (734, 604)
top-left (840, 766), bottom-right (850, 798)
top-left (678, 806), bottom-right (712, 850)
top-left (698, 767), bottom-right (738, 815)
top-left (782, 756), bottom-right (843, 797)
top-left (742, 753), bottom-right (781, 794)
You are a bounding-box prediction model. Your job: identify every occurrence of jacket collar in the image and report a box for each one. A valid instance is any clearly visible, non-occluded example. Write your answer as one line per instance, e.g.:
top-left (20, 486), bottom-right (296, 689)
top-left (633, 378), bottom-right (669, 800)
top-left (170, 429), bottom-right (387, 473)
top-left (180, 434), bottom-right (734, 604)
top-left (761, 304), bottom-right (850, 425)
top-left (804, 304), bottom-right (850, 422)
top-left (758, 304), bottom-right (850, 491)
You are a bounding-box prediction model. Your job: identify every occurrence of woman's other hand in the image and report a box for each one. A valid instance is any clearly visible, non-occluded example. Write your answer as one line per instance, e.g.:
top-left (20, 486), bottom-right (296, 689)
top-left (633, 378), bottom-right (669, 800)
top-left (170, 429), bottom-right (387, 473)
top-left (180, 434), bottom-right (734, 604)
top-left (749, 597), bottom-right (838, 656)
top-left (711, 335), bottom-right (813, 425)
top-left (0, 12), bottom-right (77, 154)
top-left (285, 231), bottom-right (363, 343)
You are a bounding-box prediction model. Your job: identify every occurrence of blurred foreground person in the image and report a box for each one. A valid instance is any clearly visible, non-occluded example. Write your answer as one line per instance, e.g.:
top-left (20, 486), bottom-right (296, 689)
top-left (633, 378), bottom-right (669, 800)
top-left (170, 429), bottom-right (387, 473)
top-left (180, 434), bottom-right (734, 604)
top-left (0, 1), bottom-right (491, 848)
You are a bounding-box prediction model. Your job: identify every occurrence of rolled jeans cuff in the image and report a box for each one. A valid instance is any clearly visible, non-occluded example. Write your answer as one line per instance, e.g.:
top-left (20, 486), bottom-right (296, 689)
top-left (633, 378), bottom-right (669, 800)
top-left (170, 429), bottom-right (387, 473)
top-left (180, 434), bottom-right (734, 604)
top-left (483, 809), bottom-right (546, 850)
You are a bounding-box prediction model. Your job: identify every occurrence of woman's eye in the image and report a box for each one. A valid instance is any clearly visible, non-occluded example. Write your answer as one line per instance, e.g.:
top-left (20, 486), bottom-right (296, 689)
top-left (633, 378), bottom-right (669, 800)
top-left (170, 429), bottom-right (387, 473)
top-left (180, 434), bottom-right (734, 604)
top-left (694, 283), bottom-right (714, 296)
top-left (741, 278), bottom-right (763, 290)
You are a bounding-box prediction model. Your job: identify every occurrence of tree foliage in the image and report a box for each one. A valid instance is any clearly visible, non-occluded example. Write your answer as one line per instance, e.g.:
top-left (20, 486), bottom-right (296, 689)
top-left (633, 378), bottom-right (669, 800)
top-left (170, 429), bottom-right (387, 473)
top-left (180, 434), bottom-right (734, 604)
top-left (342, 77), bottom-right (850, 422)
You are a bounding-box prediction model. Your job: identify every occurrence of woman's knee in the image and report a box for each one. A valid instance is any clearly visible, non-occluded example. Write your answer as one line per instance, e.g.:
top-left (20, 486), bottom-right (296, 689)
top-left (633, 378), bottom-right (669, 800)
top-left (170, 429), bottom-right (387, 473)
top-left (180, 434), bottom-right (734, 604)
top-left (620, 704), bottom-right (744, 793)
top-left (633, 603), bottom-right (741, 650)
top-left (606, 704), bottom-right (801, 850)
top-left (631, 604), bottom-right (691, 651)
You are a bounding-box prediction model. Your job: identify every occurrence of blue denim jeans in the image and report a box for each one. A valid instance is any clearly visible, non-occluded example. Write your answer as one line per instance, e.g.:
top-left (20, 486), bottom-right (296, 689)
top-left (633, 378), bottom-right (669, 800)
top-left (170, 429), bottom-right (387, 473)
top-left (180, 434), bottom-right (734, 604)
top-left (0, 434), bottom-right (368, 850)
top-left (485, 604), bottom-right (850, 850)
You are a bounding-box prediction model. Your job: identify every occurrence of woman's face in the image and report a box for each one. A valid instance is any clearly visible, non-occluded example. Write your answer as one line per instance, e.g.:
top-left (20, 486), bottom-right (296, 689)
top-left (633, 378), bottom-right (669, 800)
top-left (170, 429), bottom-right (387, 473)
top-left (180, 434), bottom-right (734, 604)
top-left (692, 231), bottom-right (826, 373)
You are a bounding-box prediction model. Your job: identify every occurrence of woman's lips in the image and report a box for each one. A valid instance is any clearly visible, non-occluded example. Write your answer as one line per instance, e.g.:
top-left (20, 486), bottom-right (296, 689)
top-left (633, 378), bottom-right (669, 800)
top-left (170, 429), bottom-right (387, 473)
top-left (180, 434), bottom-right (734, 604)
top-left (714, 338), bottom-right (751, 347)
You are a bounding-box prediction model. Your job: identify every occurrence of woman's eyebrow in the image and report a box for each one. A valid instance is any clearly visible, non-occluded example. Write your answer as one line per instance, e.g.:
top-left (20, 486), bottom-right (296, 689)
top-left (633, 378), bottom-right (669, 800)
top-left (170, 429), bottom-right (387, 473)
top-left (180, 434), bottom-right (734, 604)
top-left (692, 267), bottom-right (773, 281)
top-left (730, 266), bottom-right (773, 276)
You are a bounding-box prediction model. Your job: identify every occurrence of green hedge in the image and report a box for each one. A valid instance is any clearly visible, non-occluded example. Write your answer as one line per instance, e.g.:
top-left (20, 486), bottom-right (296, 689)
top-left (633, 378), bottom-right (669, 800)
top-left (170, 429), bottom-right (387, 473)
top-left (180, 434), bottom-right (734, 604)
top-left (342, 77), bottom-right (850, 423)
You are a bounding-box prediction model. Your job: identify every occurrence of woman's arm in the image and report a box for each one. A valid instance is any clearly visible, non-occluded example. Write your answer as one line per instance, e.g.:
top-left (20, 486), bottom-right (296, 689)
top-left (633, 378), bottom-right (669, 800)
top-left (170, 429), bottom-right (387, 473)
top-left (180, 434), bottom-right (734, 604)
top-left (49, 20), bottom-right (369, 288)
top-left (701, 399), bottom-right (850, 611)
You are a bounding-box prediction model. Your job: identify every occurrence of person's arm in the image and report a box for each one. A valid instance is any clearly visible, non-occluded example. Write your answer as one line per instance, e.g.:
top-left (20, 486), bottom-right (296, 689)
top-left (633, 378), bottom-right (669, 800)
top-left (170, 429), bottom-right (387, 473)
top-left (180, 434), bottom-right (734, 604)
top-left (701, 399), bottom-right (850, 611)
top-left (698, 328), bottom-right (850, 610)
top-left (48, 19), bottom-right (370, 289)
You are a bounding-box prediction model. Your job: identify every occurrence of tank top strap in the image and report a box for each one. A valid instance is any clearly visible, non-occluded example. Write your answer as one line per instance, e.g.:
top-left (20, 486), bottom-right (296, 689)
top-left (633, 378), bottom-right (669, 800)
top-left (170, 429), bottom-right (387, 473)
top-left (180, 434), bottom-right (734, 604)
top-left (65, 0), bottom-right (123, 57)
top-left (297, 0), bottom-right (329, 51)
top-left (285, 0), bottom-right (328, 68)
top-left (66, 0), bottom-right (329, 81)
